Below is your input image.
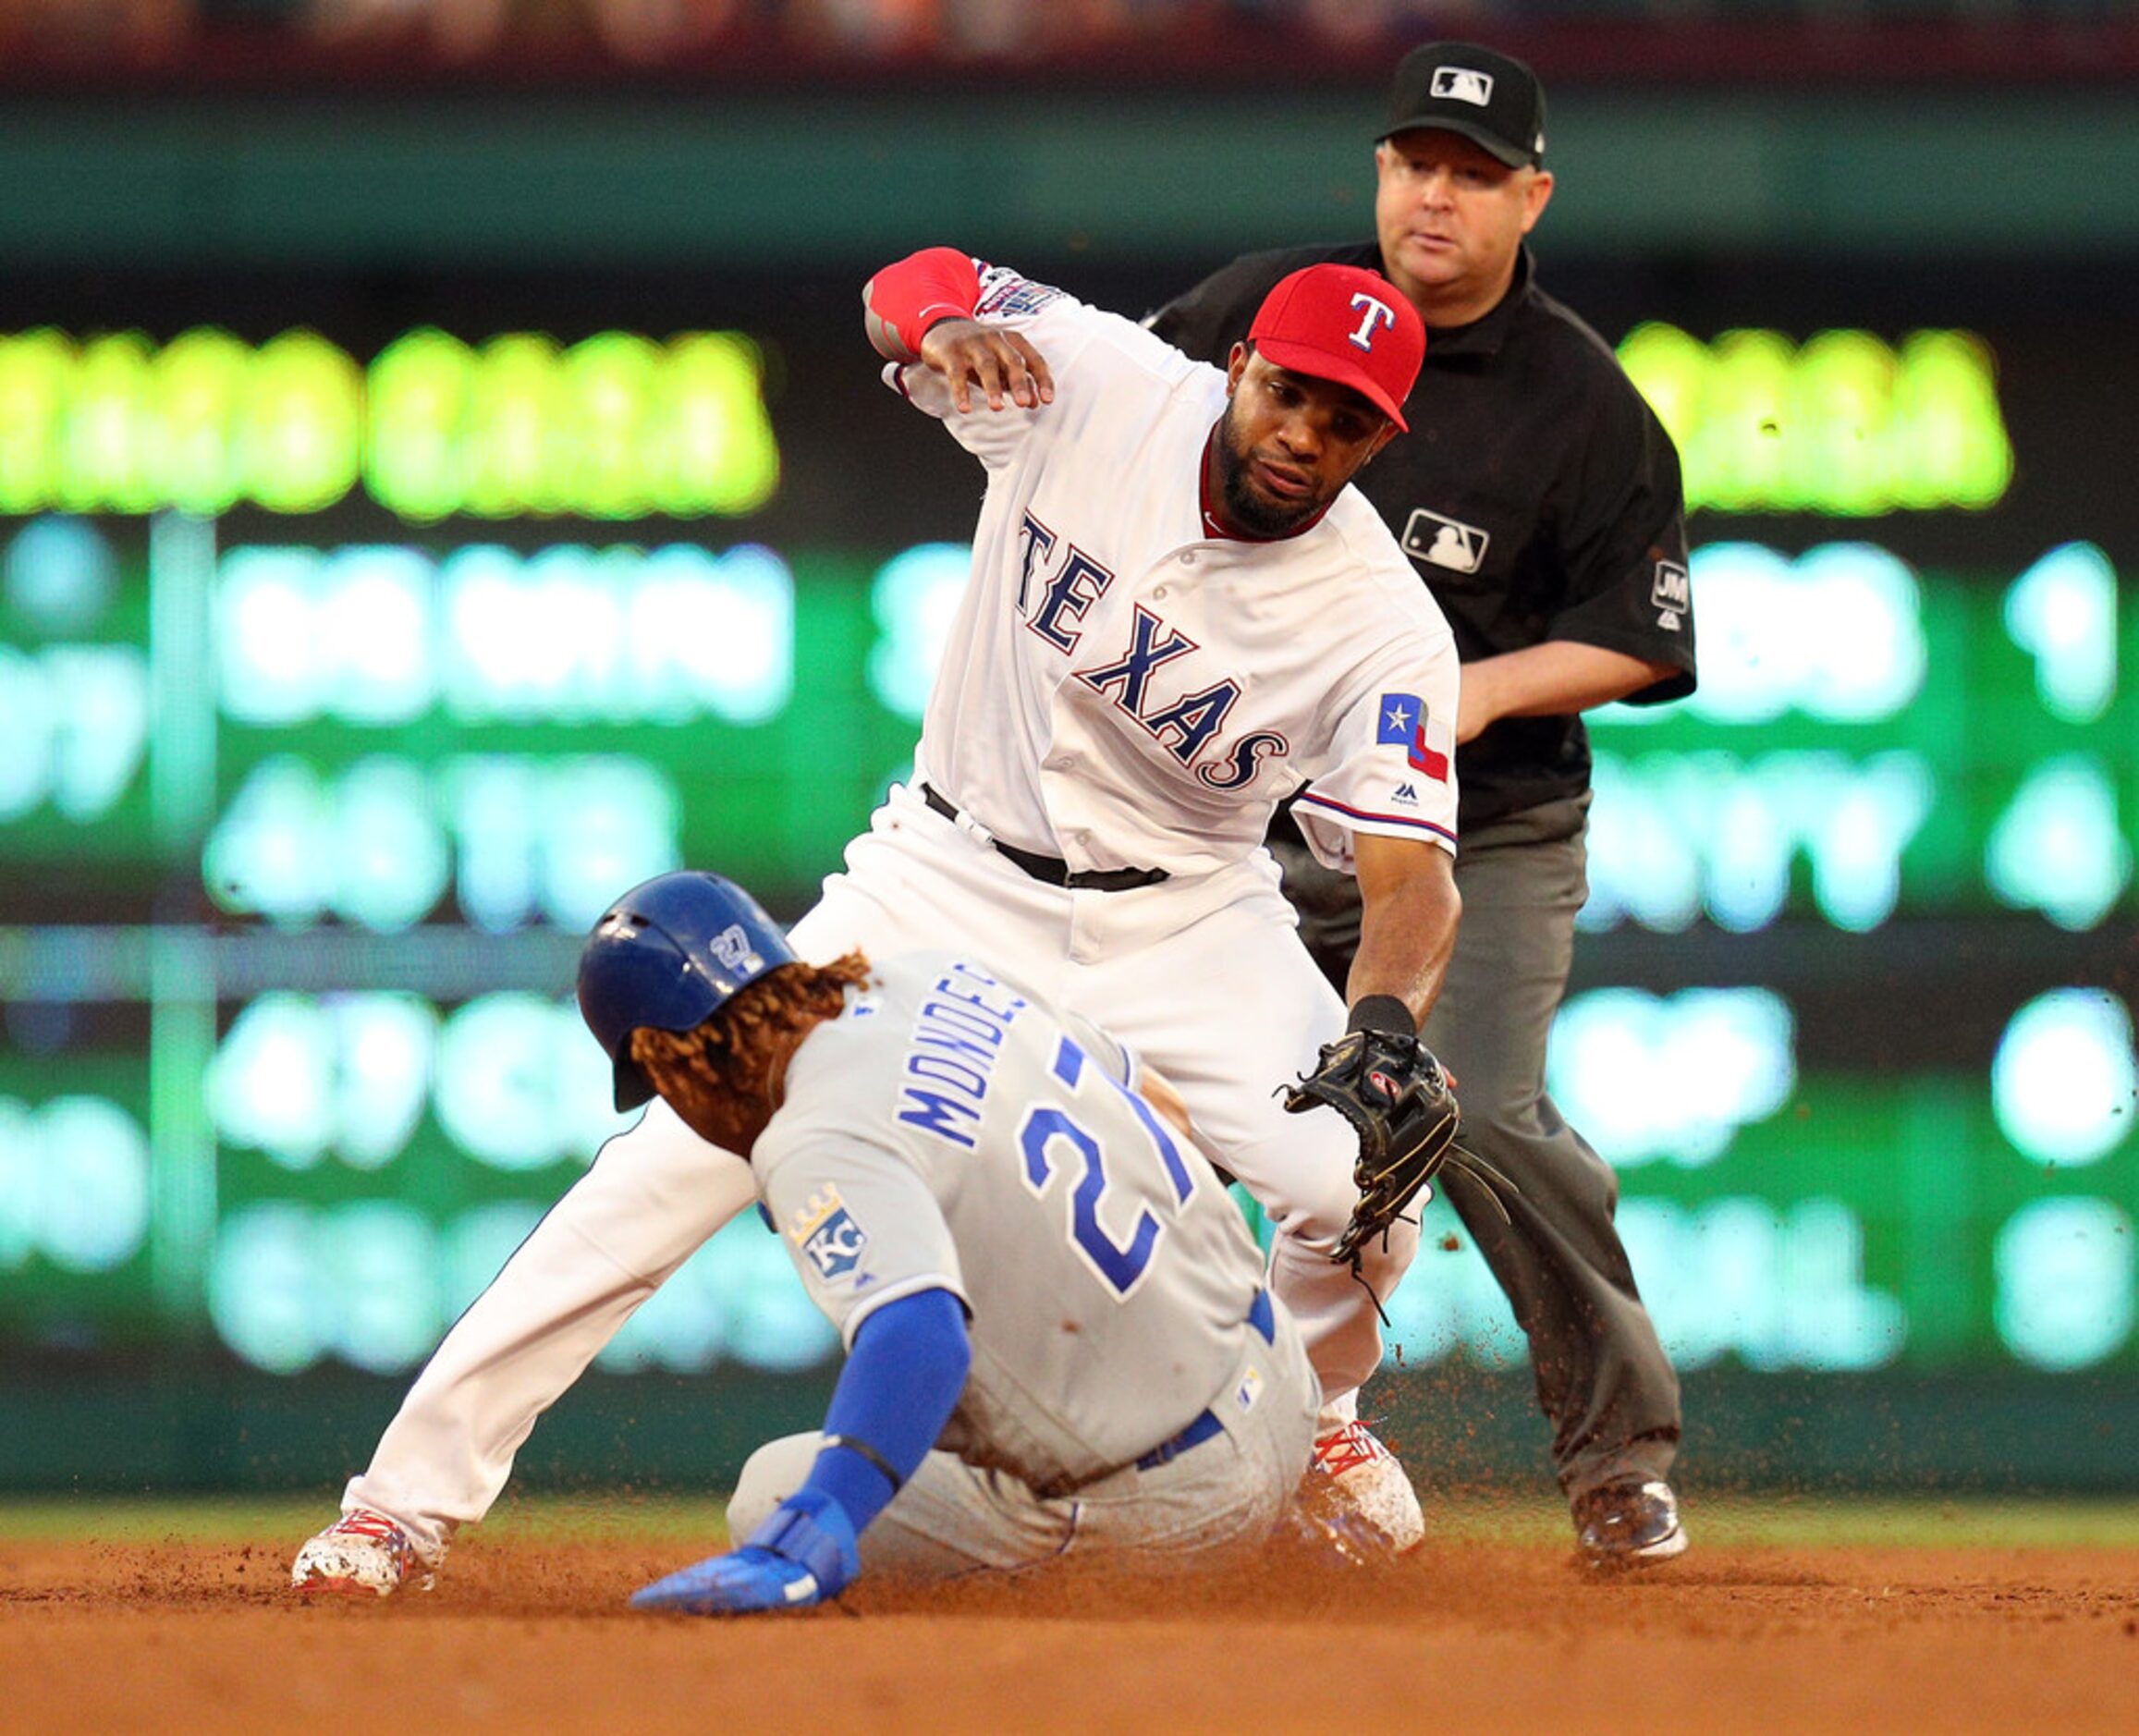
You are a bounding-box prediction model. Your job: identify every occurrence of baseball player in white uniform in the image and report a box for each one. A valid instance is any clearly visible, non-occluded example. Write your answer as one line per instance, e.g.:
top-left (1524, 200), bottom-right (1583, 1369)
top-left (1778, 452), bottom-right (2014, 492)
top-left (290, 250), bottom-right (1463, 1593)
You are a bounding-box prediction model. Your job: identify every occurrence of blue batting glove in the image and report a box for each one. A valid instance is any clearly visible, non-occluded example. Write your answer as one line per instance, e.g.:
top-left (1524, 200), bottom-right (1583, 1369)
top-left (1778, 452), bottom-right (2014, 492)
top-left (629, 1545), bottom-right (826, 1614)
top-left (629, 1488), bottom-right (861, 1616)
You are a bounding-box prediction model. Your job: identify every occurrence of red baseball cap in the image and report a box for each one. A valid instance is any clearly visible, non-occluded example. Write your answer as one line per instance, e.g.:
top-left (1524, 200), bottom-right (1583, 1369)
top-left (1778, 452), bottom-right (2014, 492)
top-left (1247, 264), bottom-right (1425, 432)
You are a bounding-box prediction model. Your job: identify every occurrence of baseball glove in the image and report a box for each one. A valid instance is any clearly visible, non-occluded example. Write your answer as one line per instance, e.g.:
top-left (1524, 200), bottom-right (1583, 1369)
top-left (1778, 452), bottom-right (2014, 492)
top-left (1282, 1027), bottom-right (1463, 1265)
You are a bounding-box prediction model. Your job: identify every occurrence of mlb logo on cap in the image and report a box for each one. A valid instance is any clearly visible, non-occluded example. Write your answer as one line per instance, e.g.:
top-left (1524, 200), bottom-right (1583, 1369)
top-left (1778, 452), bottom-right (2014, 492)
top-left (1381, 41), bottom-right (1546, 167)
top-left (1430, 66), bottom-right (1494, 106)
top-left (1249, 264), bottom-right (1426, 431)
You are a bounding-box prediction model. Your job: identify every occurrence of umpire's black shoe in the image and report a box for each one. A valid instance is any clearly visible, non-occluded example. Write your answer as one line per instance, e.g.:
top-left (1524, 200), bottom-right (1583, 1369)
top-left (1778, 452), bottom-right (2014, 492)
top-left (1571, 1478), bottom-right (1688, 1568)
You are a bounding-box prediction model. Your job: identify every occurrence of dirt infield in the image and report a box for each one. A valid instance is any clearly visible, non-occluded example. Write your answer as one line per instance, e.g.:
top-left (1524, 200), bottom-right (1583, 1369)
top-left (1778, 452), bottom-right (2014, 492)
top-left (5, 1500), bottom-right (2136, 1734)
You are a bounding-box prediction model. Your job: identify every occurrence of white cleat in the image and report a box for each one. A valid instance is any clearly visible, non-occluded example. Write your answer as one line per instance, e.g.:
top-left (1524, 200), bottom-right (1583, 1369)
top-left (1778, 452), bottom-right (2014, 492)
top-left (290, 1509), bottom-right (433, 1597)
top-left (1310, 1419), bottom-right (1424, 1554)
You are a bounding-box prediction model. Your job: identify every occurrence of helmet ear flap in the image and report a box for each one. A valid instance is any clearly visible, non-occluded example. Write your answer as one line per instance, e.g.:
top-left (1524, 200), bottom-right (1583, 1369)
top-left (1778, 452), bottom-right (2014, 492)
top-left (576, 872), bottom-right (797, 1112)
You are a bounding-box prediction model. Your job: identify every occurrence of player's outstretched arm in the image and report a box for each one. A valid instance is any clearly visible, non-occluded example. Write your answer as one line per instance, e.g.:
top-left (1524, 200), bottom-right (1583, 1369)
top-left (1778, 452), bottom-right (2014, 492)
top-left (1345, 832), bottom-right (1461, 1033)
top-left (1284, 835), bottom-right (1465, 1265)
top-left (863, 245), bottom-right (1056, 414)
top-left (630, 1287), bottom-right (972, 1616)
top-left (1455, 641), bottom-right (1680, 743)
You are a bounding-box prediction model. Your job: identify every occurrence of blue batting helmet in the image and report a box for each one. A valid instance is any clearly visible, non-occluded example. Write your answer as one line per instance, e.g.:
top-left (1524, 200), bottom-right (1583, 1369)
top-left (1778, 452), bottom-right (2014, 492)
top-left (576, 870), bottom-right (799, 1112)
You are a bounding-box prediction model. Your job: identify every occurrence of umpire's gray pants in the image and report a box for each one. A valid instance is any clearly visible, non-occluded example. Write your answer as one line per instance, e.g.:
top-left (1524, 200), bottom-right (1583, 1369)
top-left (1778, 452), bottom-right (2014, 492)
top-left (1276, 794), bottom-right (1681, 1498)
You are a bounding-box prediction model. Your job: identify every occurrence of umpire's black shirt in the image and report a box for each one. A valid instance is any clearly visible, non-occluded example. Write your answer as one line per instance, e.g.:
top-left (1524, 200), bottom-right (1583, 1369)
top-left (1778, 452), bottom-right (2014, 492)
top-left (1150, 243), bottom-right (1697, 831)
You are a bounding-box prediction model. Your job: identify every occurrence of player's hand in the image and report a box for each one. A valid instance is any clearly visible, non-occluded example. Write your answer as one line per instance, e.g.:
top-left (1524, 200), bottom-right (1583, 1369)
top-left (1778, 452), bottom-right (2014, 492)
top-left (629, 1544), bottom-right (830, 1614)
top-left (629, 1487), bottom-right (861, 1617)
top-left (919, 317), bottom-right (1056, 413)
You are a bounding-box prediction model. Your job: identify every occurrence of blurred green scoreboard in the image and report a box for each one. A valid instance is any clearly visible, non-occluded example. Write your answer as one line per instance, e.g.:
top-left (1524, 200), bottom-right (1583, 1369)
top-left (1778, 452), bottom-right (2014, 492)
top-left (0, 302), bottom-right (2133, 1388)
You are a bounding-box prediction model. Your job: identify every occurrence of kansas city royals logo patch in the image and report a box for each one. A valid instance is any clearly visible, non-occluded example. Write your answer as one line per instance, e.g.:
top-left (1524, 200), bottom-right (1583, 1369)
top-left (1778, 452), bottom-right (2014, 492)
top-left (788, 1186), bottom-right (870, 1281)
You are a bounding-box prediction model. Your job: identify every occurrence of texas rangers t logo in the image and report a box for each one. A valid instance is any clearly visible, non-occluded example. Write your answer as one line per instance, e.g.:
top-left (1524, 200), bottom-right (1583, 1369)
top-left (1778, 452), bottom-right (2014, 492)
top-left (1348, 294), bottom-right (1397, 351)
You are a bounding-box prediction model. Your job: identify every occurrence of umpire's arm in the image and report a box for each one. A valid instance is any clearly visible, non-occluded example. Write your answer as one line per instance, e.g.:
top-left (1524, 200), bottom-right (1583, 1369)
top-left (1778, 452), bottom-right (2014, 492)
top-left (1345, 833), bottom-right (1461, 1033)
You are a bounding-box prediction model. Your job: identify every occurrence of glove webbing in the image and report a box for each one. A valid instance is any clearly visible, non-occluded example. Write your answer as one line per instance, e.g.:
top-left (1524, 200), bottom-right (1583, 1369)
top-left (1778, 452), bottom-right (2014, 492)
top-left (1339, 1139), bottom-right (1522, 1326)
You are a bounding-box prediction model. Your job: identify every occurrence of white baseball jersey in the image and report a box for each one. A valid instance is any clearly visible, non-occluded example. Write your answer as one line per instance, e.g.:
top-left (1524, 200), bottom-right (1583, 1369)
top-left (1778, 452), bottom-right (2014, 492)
top-left (755, 951), bottom-right (1277, 1494)
top-left (876, 263), bottom-right (1462, 876)
top-left (887, 263), bottom-right (1462, 876)
top-left (333, 268), bottom-right (1447, 1570)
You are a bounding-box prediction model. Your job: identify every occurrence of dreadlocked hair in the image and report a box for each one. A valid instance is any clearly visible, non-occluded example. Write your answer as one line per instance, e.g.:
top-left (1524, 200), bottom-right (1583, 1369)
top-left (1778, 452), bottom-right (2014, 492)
top-left (629, 951), bottom-right (874, 1134)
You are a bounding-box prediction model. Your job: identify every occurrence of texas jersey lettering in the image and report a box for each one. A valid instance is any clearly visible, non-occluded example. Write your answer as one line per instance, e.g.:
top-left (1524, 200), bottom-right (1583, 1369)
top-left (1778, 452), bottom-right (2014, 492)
top-left (888, 264), bottom-right (1459, 878)
top-left (1013, 532), bottom-right (1286, 793)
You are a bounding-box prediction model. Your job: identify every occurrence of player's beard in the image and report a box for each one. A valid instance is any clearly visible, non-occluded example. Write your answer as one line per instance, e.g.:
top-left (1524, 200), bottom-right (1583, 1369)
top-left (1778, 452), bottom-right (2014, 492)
top-left (1213, 398), bottom-right (1328, 540)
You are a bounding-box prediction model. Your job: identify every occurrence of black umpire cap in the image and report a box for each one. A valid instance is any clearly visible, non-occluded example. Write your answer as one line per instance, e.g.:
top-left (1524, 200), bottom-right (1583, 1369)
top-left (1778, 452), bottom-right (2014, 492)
top-left (1379, 43), bottom-right (1546, 169)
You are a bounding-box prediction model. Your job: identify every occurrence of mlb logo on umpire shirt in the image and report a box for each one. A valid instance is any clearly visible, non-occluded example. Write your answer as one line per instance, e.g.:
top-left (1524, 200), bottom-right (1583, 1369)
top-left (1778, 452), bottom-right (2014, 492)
top-left (1401, 507), bottom-right (1489, 576)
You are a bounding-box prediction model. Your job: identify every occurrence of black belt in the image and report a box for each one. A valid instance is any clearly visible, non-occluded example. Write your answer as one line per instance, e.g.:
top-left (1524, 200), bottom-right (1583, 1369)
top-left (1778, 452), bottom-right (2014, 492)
top-left (1134, 1289), bottom-right (1276, 1473)
top-left (921, 783), bottom-right (1169, 893)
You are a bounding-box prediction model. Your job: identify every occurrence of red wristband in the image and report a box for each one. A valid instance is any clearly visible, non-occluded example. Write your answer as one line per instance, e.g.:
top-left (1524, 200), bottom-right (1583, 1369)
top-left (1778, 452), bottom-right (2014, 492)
top-left (863, 248), bottom-right (984, 361)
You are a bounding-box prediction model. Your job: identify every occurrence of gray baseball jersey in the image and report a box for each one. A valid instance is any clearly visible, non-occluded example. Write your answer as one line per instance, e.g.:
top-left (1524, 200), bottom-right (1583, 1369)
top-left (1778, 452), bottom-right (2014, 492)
top-left (751, 950), bottom-right (1274, 1495)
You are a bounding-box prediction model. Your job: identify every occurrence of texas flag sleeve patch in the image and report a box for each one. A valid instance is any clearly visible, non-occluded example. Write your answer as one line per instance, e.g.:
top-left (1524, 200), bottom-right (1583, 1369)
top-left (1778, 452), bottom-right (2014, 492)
top-left (1375, 692), bottom-right (1424, 746)
top-left (1376, 692), bottom-right (1453, 782)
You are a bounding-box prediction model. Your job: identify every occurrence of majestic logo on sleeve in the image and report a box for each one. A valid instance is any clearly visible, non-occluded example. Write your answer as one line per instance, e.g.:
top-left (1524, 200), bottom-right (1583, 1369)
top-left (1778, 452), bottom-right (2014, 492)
top-left (788, 1185), bottom-right (870, 1281)
top-left (1348, 294), bottom-right (1398, 351)
top-left (1400, 507), bottom-right (1489, 576)
top-left (1377, 691), bottom-right (1452, 782)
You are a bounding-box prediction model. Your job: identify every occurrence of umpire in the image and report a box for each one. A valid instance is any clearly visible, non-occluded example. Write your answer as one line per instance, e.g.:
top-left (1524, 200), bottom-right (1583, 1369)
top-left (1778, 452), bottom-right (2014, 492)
top-left (1148, 41), bottom-right (1697, 1566)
